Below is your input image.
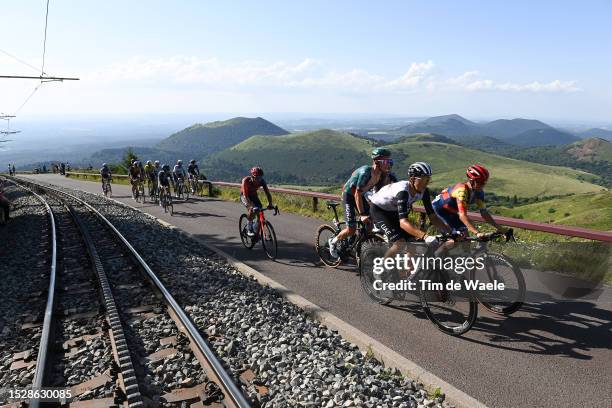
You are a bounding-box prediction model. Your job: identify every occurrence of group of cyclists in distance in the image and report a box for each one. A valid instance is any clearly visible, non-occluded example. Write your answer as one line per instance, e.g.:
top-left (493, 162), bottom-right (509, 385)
top-left (97, 148), bottom-right (507, 260)
top-left (100, 159), bottom-right (205, 204)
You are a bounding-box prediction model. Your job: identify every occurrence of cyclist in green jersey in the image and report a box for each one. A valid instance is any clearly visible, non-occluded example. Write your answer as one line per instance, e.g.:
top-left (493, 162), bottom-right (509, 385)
top-left (329, 147), bottom-right (394, 259)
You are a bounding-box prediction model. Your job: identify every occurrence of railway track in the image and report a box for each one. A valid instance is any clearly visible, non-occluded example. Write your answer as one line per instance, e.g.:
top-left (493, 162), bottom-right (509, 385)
top-left (8, 178), bottom-right (252, 407)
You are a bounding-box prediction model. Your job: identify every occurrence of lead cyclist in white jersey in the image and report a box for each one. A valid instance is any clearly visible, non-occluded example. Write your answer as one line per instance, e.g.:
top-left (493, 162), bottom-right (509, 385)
top-left (369, 162), bottom-right (450, 260)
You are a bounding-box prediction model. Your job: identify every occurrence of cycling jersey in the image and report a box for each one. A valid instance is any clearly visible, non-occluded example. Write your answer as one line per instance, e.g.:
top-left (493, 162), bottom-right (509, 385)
top-left (241, 176), bottom-right (267, 197)
top-left (100, 167), bottom-right (111, 179)
top-left (369, 181), bottom-right (434, 219)
top-left (129, 166), bottom-right (141, 179)
top-left (173, 165), bottom-right (187, 180)
top-left (144, 164), bottom-right (156, 179)
top-left (432, 182), bottom-right (485, 215)
top-left (158, 171), bottom-right (172, 187)
top-left (343, 165), bottom-right (381, 194)
top-left (187, 164), bottom-right (199, 177)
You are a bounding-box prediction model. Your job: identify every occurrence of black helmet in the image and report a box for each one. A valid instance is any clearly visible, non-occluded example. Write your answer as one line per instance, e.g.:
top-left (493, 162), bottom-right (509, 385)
top-left (371, 147), bottom-right (391, 159)
top-left (190, 159), bottom-right (196, 164)
top-left (162, 164), bottom-right (170, 171)
top-left (408, 162), bottom-right (433, 177)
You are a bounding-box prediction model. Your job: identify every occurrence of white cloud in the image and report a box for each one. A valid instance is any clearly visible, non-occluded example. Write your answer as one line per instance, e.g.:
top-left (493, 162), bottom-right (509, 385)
top-left (448, 70), bottom-right (580, 93)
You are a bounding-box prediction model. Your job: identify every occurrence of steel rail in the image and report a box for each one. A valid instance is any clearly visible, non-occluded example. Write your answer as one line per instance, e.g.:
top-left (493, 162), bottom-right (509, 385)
top-left (6, 179), bottom-right (57, 408)
top-left (18, 178), bottom-right (251, 408)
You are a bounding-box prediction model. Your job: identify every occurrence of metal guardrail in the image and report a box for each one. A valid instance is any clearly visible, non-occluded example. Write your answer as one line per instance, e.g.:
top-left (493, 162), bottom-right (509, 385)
top-left (63, 172), bottom-right (612, 242)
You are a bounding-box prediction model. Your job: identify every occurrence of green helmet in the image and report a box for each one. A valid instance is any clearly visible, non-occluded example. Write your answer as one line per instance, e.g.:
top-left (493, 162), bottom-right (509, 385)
top-left (371, 147), bottom-right (391, 159)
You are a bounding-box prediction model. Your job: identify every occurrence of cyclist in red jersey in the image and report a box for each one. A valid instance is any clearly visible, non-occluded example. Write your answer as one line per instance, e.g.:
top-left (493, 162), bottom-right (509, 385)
top-left (241, 167), bottom-right (274, 236)
top-left (432, 164), bottom-right (507, 243)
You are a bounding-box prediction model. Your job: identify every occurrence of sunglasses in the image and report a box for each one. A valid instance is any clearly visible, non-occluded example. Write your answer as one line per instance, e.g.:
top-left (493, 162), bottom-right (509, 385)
top-left (377, 158), bottom-right (394, 166)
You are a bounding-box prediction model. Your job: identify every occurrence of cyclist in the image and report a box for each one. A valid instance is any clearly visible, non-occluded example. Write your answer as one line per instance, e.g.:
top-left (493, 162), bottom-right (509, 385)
top-left (328, 147), bottom-right (394, 258)
top-left (157, 164), bottom-right (174, 205)
top-left (173, 160), bottom-right (188, 198)
top-left (240, 166), bottom-right (273, 237)
top-left (0, 179), bottom-right (10, 223)
top-left (187, 159), bottom-right (200, 194)
top-left (432, 164), bottom-right (507, 242)
top-left (100, 163), bottom-right (112, 191)
top-left (144, 160), bottom-right (157, 194)
top-left (129, 160), bottom-right (143, 198)
top-left (369, 162), bottom-right (449, 259)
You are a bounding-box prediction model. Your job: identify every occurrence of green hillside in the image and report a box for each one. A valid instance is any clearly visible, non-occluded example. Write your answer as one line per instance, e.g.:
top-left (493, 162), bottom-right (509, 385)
top-left (155, 116), bottom-right (289, 158)
top-left (206, 129), bottom-right (374, 184)
top-left (491, 190), bottom-right (612, 231)
top-left (204, 130), bottom-right (604, 198)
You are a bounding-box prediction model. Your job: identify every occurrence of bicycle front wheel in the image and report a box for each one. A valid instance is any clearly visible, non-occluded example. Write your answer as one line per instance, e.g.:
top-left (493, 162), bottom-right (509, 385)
top-left (315, 225), bottom-right (342, 267)
top-left (472, 253), bottom-right (525, 315)
top-left (419, 269), bottom-right (478, 336)
top-left (359, 241), bottom-right (394, 305)
top-left (262, 221), bottom-right (278, 260)
top-left (238, 214), bottom-right (256, 249)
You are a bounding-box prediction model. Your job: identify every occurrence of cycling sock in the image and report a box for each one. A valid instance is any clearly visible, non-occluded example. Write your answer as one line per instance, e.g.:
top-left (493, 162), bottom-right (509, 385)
top-left (331, 237), bottom-right (339, 244)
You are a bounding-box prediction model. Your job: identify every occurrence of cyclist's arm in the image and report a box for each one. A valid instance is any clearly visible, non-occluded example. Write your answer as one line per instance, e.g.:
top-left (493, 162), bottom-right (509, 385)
top-left (262, 183), bottom-right (273, 207)
top-left (396, 191), bottom-right (426, 239)
top-left (241, 178), bottom-right (253, 206)
top-left (354, 189), bottom-right (369, 217)
top-left (423, 189), bottom-right (450, 233)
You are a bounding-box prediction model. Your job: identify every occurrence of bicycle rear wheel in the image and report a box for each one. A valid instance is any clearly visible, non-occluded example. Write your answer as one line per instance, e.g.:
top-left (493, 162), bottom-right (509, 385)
top-left (359, 241), bottom-right (394, 305)
top-left (238, 214), bottom-right (256, 249)
top-left (419, 269), bottom-right (478, 336)
top-left (315, 225), bottom-right (342, 267)
top-left (261, 221), bottom-right (278, 260)
top-left (472, 253), bottom-right (525, 315)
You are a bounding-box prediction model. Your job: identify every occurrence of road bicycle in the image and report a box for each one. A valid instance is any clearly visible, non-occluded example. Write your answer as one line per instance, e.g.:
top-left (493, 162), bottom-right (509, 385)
top-left (159, 185), bottom-right (174, 215)
top-left (147, 177), bottom-right (158, 203)
top-left (132, 179), bottom-right (145, 202)
top-left (102, 178), bottom-right (112, 197)
top-left (314, 200), bottom-right (385, 268)
top-left (175, 177), bottom-right (189, 200)
top-left (189, 175), bottom-right (202, 196)
top-left (239, 206), bottom-right (280, 260)
top-left (360, 229), bottom-right (523, 336)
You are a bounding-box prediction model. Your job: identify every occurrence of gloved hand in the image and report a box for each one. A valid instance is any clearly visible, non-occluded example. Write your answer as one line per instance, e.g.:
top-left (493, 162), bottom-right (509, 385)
top-left (424, 235), bottom-right (439, 245)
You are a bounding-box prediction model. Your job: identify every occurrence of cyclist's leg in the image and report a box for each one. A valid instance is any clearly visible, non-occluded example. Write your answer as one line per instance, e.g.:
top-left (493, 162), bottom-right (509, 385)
top-left (335, 191), bottom-right (358, 241)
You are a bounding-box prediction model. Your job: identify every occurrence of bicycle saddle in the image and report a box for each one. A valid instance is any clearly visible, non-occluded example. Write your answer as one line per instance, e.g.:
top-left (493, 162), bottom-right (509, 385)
top-left (326, 200), bottom-right (340, 208)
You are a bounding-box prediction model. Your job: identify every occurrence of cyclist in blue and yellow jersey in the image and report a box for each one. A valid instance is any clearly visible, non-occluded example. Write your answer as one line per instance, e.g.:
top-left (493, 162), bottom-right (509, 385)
top-left (328, 147), bottom-right (394, 259)
top-left (432, 164), bottom-right (507, 241)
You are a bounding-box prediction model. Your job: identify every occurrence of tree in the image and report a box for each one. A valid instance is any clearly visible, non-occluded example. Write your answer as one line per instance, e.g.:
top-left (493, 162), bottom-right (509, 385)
top-left (122, 148), bottom-right (138, 170)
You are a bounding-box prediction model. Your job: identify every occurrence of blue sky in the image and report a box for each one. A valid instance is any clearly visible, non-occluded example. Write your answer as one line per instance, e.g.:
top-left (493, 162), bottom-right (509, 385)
top-left (1, 0), bottom-right (611, 122)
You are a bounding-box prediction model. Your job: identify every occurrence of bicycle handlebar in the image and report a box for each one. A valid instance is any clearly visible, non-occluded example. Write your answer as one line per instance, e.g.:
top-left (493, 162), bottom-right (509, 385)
top-left (436, 228), bottom-right (515, 243)
top-left (253, 205), bottom-right (280, 216)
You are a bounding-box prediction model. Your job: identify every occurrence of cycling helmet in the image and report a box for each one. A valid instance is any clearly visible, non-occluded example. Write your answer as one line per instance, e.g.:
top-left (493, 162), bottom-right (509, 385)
top-left (190, 159), bottom-right (196, 164)
top-left (133, 161), bottom-right (140, 166)
top-left (131, 159), bottom-right (137, 165)
top-left (102, 163), bottom-right (107, 168)
top-left (371, 147), bottom-right (391, 159)
top-left (177, 160), bottom-right (183, 165)
top-left (250, 166), bottom-right (264, 177)
top-left (162, 164), bottom-right (170, 171)
top-left (146, 160), bottom-right (151, 165)
top-left (154, 160), bottom-right (160, 165)
top-left (408, 162), bottom-right (433, 178)
top-left (466, 164), bottom-right (489, 183)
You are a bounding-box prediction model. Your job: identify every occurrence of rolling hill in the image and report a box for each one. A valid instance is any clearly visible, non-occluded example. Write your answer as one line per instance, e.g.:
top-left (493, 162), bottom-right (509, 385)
top-left (203, 129), bottom-right (604, 198)
top-left (511, 128), bottom-right (580, 147)
top-left (492, 190), bottom-right (612, 231)
top-left (155, 117), bottom-right (289, 158)
top-left (577, 128), bottom-right (612, 141)
top-left (480, 118), bottom-right (552, 139)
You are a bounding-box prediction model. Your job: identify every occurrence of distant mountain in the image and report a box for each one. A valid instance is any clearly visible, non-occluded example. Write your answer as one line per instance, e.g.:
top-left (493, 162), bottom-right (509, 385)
top-left (393, 133), bottom-right (460, 145)
top-left (511, 128), bottom-right (580, 147)
top-left (395, 114), bottom-right (480, 138)
top-left (155, 117), bottom-right (289, 158)
top-left (577, 128), bottom-right (612, 141)
top-left (480, 119), bottom-right (552, 140)
top-left (394, 114), bottom-right (582, 147)
top-left (564, 137), bottom-right (612, 163)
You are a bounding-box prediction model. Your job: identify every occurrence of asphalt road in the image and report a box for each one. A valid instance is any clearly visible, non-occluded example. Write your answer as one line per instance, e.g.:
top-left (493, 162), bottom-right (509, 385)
top-left (22, 174), bottom-right (612, 408)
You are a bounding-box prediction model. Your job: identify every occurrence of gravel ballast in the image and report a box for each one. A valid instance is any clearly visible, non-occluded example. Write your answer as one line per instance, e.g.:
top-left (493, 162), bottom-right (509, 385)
top-left (13, 180), bottom-right (451, 408)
